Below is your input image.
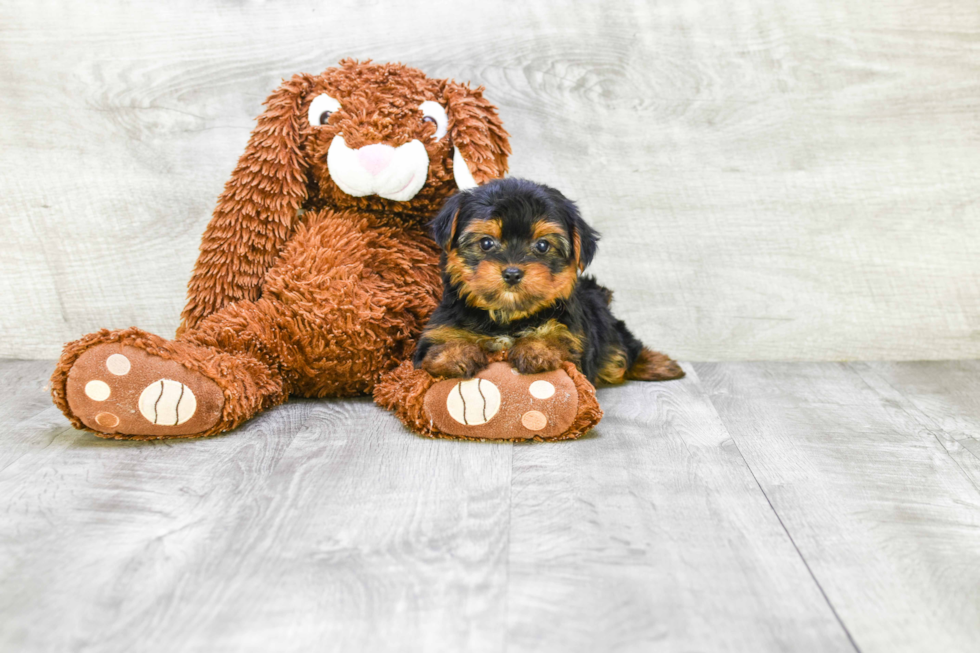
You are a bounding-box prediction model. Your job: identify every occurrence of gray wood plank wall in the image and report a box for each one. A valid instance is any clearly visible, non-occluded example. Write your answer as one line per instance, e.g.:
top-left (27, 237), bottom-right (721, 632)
top-left (1, 0), bottom-right (978, 360)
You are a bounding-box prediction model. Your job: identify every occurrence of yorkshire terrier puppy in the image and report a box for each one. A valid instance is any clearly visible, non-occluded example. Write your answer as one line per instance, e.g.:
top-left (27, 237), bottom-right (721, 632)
top-left (413, 178), bottom-right (683, 385)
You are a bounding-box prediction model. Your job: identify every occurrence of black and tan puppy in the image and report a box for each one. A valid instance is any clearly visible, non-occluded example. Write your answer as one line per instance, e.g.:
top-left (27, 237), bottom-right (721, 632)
top-left (413, 178), bottom-right (683, 385)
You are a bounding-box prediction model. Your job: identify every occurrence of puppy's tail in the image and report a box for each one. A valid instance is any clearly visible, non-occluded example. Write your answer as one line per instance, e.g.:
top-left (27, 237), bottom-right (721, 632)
top-left (626, 347), bottom-right (685, 381)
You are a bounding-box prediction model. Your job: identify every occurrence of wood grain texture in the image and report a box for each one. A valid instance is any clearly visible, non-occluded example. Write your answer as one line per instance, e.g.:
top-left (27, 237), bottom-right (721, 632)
top-left (151, 402), bottom-right (513, 653)
top-left (697, 361), bottom-right (980, 653)
top-left (0, 396), bottom-right (319, 652)
top-left (1, 1), bottom-right (979, 360)
top-left (0, 386), bottom-right (512, 652)
top-left (851, 361), bottom-right (980, 492)
top-left (4, 359), bottom-right (980, 650)
top-left (505, 365), bottom-right (856, 652)
top-left (0, 359), bottom-right (71, 473)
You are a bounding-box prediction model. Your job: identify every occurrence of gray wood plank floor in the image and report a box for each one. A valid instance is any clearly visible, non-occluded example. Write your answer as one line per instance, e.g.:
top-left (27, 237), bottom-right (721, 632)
top-left (1, 359), bottom-right (979, 652)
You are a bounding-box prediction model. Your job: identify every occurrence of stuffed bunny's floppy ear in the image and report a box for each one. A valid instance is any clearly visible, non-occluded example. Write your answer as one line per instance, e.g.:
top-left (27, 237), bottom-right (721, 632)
top-left (442, 81), bottom-right (511, 190)
top-left (180, 74), bottom-right (315, 334)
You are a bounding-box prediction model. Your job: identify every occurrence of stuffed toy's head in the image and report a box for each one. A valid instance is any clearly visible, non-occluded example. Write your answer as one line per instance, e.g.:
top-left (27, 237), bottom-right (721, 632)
top-left (248, 59), bottom-right (511, 222)
top-left (179, 59), bottom-right (510, 332)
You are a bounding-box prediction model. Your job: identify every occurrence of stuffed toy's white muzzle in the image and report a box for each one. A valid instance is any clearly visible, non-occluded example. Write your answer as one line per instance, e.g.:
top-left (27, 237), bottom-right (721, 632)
top-left (327, 135), bottom-right (479, 202)
top-left (327, 137), bottom-right (428, 202)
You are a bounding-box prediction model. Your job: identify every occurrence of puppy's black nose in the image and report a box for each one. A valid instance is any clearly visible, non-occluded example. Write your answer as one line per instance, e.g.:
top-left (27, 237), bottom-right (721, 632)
top-left (502, 267), bottom-right (524, 285)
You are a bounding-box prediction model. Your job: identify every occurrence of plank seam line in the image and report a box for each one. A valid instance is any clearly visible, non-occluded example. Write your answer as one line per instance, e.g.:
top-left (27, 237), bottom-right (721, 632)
top-left (697, 364), bottom-right (862, 653)
top-left (723, 431), bottom-right (862, 653)
top-left (848, 362), bottom-right (980, 496)
top-left (502, 443), bottom-right (514, 653)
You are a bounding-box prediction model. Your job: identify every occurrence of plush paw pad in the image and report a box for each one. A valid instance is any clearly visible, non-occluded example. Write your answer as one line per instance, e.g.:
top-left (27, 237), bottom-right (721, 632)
top-left (65, 344), bottom-right (224, 437)
top-left (445, 378), bottom-right (501, 426)
top-left (423, 362), bottom-right (578, 440)
top-left (138, 379), bottom-right (197, 426)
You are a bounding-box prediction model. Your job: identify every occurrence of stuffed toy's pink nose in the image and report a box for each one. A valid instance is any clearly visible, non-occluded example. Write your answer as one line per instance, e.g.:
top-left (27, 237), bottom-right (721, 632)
top-left (357, 144), bottom-right (395, 177)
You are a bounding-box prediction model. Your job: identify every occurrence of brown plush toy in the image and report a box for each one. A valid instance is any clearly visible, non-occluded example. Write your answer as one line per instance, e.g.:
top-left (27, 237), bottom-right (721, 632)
top-left (50, 59), bottom-right (600, 441)
top-left (374, 357), bottom-right (603, 442)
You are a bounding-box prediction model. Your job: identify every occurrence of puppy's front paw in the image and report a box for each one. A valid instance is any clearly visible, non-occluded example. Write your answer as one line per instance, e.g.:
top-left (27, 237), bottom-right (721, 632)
top-left (422, 341), bottom-right (488, 378)
top-left (508, 338), bottom-right (566, 375)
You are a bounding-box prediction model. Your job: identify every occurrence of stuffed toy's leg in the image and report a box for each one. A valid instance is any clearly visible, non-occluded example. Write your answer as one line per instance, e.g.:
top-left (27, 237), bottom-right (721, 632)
top-left (52, 294), bottom-right (395, 440)
top-left (52, 211), bottom-right (440, 440)
top-left (50, 299), bottom-right (292, 440)
top-left (374, 355), bottom-right (604, 442)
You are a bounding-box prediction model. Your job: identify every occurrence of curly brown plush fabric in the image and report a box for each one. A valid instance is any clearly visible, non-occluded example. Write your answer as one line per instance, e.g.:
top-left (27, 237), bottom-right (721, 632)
top-left (50, 60), bottom-right (517, 440)
top-left (178, 61), bottom-right (511, 334)
top-left (50, 59), bottom-right (606, 442)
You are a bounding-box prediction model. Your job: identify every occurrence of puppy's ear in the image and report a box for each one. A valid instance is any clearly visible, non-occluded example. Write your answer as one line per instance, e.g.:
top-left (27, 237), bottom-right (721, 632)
top-left (572, 215), bottom-right (600, 272)
top-left (430, 192), bottom-right (465, 251)
top-left (547, 187), bottom-right (599, 272)
top-left (181, 73), bottom-right (316, 333)
top-left (441, 81), bottom-right (511, 189)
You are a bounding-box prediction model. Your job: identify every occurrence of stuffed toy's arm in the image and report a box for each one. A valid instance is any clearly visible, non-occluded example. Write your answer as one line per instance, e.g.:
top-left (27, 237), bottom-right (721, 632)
top-left (179, 75), bottom-right (313, 334)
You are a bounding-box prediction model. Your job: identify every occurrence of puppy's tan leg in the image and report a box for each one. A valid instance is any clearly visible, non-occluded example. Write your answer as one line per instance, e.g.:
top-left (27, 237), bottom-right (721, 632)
top-left (508, 319), bottom-right (580, 375)
top-left (422, 340), bottom-right (489, 378)
top-left (626, 347), bottom-right (685, 381)
top-left (507, 337), bottom-right (568, 375)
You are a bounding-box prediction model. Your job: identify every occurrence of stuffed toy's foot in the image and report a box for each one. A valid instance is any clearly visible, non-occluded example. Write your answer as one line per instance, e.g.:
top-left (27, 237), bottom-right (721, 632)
top-left (375, 358), bottom-right (603, 442)
top-left (52, 328), bottom-right (284, 440)
top-left (62, 343), bottom-right (224, 438)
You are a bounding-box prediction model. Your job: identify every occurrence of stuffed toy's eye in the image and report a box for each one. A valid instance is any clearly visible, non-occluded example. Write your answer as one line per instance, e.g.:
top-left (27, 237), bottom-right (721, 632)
top-left (479, 237), bottom-right (495, 251)
top-left (308, 94), bottom-right (341, 126)
top-left (419, 101), bottom-right (448, 140)
top-left (534, 240), bottom-right (551, 254)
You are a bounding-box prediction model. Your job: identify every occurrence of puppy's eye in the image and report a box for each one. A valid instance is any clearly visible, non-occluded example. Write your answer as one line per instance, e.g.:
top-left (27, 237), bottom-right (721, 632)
top-left (418, 101), bottom-right (448, 140)
top-left (308, 94), bottom-right (341, 126)
top-left (479, 237), bottom-right (495, 251)
top-left (534, 240), bottom-right (551, 254)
